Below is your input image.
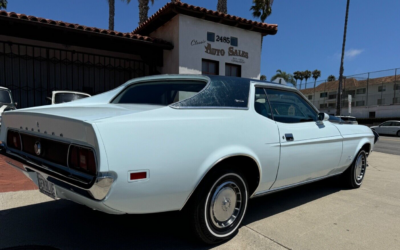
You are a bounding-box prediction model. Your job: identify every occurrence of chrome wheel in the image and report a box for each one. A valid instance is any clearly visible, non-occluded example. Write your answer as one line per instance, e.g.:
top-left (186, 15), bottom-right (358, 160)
top-left (354, 153), bottom-right (366, 183)
top-left (210, 181), bottom-right (242, 229)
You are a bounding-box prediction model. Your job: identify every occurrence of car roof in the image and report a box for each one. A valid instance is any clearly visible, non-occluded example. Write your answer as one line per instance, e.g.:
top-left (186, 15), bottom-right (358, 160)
top-left (52, 90), bottom-right (91, 96)
top-left (122, 74), bottom-right (296, 90)
top-left (0, 86), bottom-right (10, 90)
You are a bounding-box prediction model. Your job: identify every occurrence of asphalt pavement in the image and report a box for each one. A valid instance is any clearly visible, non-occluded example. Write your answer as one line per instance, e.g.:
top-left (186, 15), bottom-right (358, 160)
top-left (1, 151), bottom-right (400, 250)
top-left (373, 135), bottom-right (400, 155)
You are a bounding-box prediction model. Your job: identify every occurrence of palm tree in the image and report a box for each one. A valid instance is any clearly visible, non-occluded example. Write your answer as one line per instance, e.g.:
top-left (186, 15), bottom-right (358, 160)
top-left (250, 0), bottom-right (274, 22)
top-left (108, 0), bottom-right (132, 31)
top-left (138, 0), bottom-right (155, 25)
top-left (260, 75), bottom-right (267, 81)
top-left (271, 70), bottom-right (296, 85)
top-left (328, 75), bottom-right (336, 82)
top-left (312, 70), bottom-right (321, 101)
top-left (0, 0), bottom-right (7, 10)
top-left (293, 71), bottom-right (301, 87)
top-left (336, 0), bottom-right (350, 116)
top-left (303, 70), bottom-right (311, 89)
top-left (298, 73), bottom-right (304, 89)
top-left (217, 0), bottom-right (227, 14)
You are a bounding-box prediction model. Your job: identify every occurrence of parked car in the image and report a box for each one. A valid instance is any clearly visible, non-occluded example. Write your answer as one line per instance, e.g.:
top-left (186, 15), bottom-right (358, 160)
top-left (371, 120), bottom-right (400, 136)
top-left (0, 75), bottom-right (376, 244)
top-left (47, 90), bottom-right (91, 104)
top-left (337, 116), bottom-right (358, 124)
top-left (328, 115), bottom-right (345, 124)
top-left (0, 86), bottom-right (17, 127)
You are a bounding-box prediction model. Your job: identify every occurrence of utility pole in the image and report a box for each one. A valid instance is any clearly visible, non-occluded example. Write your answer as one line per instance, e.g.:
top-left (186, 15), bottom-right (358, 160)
top-left (336, 0), bottom-right (350, 116)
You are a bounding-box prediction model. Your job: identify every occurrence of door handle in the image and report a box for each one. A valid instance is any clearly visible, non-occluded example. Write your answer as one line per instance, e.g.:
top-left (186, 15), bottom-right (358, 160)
top-left (285, 133), bottom-right (294, 141)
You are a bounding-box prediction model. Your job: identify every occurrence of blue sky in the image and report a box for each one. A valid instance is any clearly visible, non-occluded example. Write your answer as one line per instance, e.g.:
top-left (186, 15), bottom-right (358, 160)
top-left (6, 0), bottom-right (400, 83)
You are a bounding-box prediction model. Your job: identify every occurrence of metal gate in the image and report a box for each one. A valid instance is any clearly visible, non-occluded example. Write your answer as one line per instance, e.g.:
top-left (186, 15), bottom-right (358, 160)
top-left (0, 41), bottom-right (157, 108)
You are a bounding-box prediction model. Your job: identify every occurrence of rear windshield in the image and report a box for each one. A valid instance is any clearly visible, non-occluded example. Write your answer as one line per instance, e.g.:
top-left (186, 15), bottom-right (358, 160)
top-left (0, 90), bottom-right (12, 104)
top-left (171, 76), bottom-right (250, 108)
top-left (55, 93), bottom-right (89, 104)
top-left (112, 81), bottom-right (207, 105)
top-left (112, 77), bottom-right (250, 108)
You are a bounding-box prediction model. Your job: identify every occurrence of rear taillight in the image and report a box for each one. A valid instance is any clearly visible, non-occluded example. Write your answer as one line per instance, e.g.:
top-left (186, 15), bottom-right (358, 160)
top-left (7, 130), bottom-right (21, 150)
top-left (68, 145), bottom-right (96, 175)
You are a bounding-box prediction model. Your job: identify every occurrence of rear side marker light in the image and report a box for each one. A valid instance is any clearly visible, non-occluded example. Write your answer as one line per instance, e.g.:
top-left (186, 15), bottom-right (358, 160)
top-left (128, 170), bottom-right (149, 182)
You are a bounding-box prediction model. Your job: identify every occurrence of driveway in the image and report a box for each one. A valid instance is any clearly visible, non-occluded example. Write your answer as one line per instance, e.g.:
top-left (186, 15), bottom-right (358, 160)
top-left (1, 151), bottom-right (399, 250)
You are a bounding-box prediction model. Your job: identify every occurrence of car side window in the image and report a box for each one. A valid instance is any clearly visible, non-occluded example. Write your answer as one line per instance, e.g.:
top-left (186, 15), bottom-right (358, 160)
top-left (254, 88), bottom-right (272, 119)
top-left (265, 88), bottom-right (317, 123)
top-left (381, 122), bottom-right (391, 126)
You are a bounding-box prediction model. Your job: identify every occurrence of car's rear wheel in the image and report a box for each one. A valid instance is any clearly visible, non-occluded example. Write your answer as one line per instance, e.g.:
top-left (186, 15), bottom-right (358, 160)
top-left (189, 169), bottom-right (248, 244)
top-left (342, 150), bottom-right (367, 189)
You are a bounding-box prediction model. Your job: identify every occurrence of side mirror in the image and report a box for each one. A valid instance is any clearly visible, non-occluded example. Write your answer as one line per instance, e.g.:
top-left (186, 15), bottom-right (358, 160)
top-left (318, 112), bottom-right (329, 122)
top-left (14, 102), bottom-right (18, 107)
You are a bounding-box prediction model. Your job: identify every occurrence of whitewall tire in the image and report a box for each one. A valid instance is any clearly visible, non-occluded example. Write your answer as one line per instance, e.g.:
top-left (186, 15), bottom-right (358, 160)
top-left (189, 170), bottom-right (248, 244)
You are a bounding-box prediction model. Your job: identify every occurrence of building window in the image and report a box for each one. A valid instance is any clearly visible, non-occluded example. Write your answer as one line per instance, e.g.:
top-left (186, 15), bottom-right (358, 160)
top-left (356, 88), bottom-right (366, 94)
top-left (308, 95), bottom-right (312, 100)
top-left (320, 103), bottom-right (328, 108)
top-left (230, 37), bottom-right (238, 47)
top-left (356, 100), bottom-right (365, 107)
top-left (328, 92), bottom-right (337, 100)
top-left (202, 59), bottom-right (219, 75)
top-left (369, 112), bottom-right (375, 118)
top-left (394, 97), bottom-right (399, 104)
top-left (395, 84), bottom-right (400, 91)
top-left (328, 102), bottom-right (336, 108)
top-left (225, 63), bottom-right (241, 77)
top-left (207, 32), bottom-right (215, 42)
top-left (378, 86), bottom-right (386, 92)
top-left (320, 92), bottom-right (327, 98)
top-left (377, 99), bottom-right (385, 105)
top-left (344, 90), bottom-right (355, 97)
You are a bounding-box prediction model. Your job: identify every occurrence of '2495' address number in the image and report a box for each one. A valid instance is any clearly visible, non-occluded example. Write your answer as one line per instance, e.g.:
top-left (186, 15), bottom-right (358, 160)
top-left (216, 35), bottom-right (230, 44)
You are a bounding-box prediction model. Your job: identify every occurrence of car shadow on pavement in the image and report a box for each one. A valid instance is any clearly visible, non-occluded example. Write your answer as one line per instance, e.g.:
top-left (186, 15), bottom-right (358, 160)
top-left (243, 176), bottom-right (342, 225)
top-left (0, 177), bottom-right (343, 250)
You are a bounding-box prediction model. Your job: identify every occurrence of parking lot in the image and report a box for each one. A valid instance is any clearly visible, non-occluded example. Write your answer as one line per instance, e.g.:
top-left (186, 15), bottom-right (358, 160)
top-left (0, 138), bottom-right (399, 250)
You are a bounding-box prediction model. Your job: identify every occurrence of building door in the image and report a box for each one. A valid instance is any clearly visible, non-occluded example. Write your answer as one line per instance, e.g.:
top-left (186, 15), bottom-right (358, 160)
top-left (202, 59), bottom-right (219, 75)
top-left (225, 63), bottom-right (241, 77)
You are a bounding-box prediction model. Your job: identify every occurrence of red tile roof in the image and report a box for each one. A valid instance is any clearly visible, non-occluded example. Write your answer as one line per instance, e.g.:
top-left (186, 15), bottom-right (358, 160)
top-left (300, 75), bottom-right (400, 95)
top-left (133, 1), bottom-right (278, 36)
top-left (0, 10), bottom-right (173, 49)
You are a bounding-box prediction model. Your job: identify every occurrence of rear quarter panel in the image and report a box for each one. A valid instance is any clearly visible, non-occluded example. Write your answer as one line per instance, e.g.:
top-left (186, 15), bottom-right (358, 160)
top-left (94, 106), bottom-right (281, 214)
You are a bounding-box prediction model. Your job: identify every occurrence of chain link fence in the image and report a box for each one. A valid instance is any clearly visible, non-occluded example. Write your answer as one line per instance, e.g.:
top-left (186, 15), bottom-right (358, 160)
top-left (297, 68), bottom-right (400, 119)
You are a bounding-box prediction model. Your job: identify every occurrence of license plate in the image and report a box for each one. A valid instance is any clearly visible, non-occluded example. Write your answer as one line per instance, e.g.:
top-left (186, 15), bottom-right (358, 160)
top-left (37, 173), bottom-right (56, 199)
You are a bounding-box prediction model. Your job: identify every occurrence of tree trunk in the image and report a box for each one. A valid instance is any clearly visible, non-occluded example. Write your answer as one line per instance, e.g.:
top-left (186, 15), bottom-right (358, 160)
top-left (217, 0), bottom-right (227, 14)
top-left (336, 0), bottom-right (350, 116)
top-left (108, 0), bottom-right (115, 30)
top-left (138, 0), bottom-right (150, 25)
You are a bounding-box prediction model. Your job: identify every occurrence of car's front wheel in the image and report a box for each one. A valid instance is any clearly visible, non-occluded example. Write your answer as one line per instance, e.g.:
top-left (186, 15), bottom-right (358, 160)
top-left (397, 131), bottom-right (400, 137)
top-left (342, 150), bottom-right (367, 188)
top-left (189, 169), bottom-right (249, 244)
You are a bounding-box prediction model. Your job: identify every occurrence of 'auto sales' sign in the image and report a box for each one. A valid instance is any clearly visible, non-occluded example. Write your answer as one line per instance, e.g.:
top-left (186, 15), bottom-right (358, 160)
top-left (204, 43), bottom-right (249, 59)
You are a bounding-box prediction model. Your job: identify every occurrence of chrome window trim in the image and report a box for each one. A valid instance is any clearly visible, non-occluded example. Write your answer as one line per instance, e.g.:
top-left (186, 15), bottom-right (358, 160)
top-left (254, 84), bottom-right (319, 114)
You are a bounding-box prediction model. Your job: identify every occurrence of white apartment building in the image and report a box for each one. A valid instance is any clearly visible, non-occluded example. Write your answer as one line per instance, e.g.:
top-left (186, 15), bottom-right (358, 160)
top-left (301, 75), bottom-right (400, 119)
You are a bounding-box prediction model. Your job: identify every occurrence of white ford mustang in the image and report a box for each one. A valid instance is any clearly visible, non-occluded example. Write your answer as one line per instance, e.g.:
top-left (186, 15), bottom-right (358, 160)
top-left (0, 75), bottom-right (377, 244)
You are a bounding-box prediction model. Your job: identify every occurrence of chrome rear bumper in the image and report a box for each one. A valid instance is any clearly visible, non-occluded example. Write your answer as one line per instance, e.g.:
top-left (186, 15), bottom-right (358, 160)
top-left (0, 145), bottom-right (115, 201)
